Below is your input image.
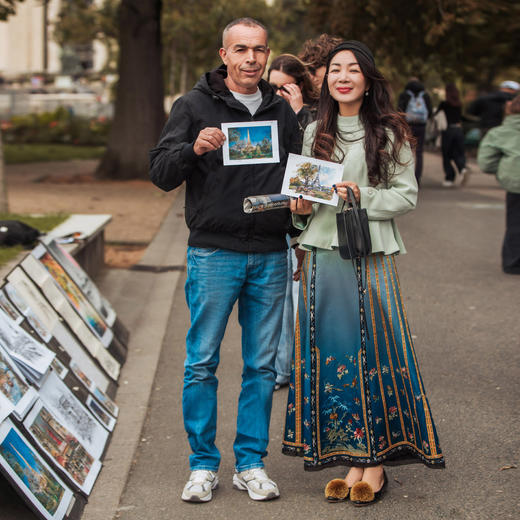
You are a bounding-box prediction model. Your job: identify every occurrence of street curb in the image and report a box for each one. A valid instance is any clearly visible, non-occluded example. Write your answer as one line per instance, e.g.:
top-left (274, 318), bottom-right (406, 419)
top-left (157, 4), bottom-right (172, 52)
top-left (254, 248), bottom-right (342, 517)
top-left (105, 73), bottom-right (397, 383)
top-left (81, 187), bottom-right (188, 520)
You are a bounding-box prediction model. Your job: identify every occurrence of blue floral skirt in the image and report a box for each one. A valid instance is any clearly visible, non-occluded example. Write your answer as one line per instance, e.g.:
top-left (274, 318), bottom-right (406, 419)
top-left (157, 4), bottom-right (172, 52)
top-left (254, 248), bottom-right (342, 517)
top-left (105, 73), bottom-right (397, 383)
top-left (282, 249), bottom-right (445, 469)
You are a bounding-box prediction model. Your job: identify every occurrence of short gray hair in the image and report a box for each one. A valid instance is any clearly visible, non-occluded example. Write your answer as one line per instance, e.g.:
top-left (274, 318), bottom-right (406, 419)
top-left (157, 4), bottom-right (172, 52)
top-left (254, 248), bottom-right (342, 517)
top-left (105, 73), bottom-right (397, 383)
top-left (222, 18), bottom-right (268, 47)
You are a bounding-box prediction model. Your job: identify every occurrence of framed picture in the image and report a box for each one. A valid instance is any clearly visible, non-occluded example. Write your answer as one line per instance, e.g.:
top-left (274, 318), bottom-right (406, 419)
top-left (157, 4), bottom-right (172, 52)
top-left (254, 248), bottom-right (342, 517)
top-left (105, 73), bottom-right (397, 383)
top-left (39, 372), bottom-right (109, 460)
top-left (0, 345), bottom-right (38, 421)
top-left (221, 120), bottom-right (279, 165)
top-left (0, 290), bottom-right (24, 325)
top-left (0, 419), bottom-right (74, 520)
top-left (70, 361), bottom-right (118, 418)
top-left (0, 310), bottom-right (55, 387)
top-left (28, 245), bottom-right (113, 347)
top-left (24, 400), bottom-right (102, 495)
top-left (41, 238), bottom-right (116, 327)
top-left (281, 153), bottom-right (343, 206)
top-left (86, 395), bottom-right (116, 432)
top-left (6, 268), bottom-right (112, 392)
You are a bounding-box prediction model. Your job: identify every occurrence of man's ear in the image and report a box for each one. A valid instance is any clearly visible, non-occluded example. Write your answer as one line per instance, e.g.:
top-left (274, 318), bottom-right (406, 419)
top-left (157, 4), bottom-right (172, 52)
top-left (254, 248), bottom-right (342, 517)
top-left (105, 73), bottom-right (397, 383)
top-left (219, 47), bottom-right (227, 65)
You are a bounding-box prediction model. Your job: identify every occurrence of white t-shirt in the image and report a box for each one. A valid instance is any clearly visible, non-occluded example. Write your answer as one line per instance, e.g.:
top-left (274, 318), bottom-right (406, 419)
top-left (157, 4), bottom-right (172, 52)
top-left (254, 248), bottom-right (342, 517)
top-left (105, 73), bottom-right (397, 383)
top-left (230, 88), bottom-right (262, 116)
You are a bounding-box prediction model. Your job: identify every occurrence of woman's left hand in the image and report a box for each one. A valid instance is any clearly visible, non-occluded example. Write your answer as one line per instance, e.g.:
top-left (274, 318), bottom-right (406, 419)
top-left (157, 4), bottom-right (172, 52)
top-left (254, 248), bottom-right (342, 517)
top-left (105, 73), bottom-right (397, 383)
top-left (335, 181), bottom-right (360, 203)
top-left (279, 83), bottom-right (304, 114)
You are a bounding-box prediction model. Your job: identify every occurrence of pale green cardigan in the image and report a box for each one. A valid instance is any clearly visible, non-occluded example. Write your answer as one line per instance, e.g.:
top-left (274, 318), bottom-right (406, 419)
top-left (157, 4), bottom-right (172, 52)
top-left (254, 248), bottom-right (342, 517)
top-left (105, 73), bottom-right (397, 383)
top-left (294, 115), bottom-right (418, 255)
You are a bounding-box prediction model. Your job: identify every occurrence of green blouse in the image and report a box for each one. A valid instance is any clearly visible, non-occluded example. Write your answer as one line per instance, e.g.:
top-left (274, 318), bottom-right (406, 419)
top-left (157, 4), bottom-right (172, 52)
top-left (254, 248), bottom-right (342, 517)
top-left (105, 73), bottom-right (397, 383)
top-left (294, 115), bottom-right (418, 255)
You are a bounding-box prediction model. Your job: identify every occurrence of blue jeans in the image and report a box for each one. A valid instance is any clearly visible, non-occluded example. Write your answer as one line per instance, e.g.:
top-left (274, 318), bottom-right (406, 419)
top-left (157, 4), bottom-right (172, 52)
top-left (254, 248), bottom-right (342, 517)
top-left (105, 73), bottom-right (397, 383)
top-left (183, 247), bottom-right (287, 472)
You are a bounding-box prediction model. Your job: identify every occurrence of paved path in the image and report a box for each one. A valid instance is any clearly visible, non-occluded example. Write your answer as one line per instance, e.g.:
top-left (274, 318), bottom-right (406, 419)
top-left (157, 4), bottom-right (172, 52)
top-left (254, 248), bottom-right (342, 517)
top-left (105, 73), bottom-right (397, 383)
top-left (2, 152), bottom-right (519, 519)
top-left (113, 153), bottom-right (518, 520)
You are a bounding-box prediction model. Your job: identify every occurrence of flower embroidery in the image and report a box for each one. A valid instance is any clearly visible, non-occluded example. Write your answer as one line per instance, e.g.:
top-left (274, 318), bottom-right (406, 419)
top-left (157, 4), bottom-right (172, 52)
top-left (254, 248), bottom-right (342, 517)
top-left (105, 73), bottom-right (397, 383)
top-left (337, 365), bottom-right (347, 379)
top-left (287, 403), bottom-right (295, 415)
top-left (304, 420), bottom-right (310, 428)
top-left (378, 435), bottom-right (387, 450)
top-left (422, 440), bottom-right (430, 452)
top-left (324, 382), bottom-right (334, 393)
top-left (369, 368), bottom-right (377, 380)
top-left (382, 365), bottom-right (389, 374)
top-left (354, 428), bottom-right (365, 440)
top-left (387, 385), bottom-right (394, 397)
top-left (325, 356), bottom-right (336, 365)
top-left (388, 406), bottom-right (398, 420)
top-left (375, 417), bottom-right (383, 424)
top-left (352, 413), bottom-right (360, 421)
top-left (303, 396), bottom-right (309, 405)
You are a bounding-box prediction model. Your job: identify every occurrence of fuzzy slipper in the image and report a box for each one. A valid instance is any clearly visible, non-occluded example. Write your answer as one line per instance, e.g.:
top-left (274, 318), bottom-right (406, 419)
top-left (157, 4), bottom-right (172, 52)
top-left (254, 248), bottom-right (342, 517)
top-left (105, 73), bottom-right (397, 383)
top-left (350, 471), bottom-right (388, 506)
top-left (324, 478), bottom-right (349, 502)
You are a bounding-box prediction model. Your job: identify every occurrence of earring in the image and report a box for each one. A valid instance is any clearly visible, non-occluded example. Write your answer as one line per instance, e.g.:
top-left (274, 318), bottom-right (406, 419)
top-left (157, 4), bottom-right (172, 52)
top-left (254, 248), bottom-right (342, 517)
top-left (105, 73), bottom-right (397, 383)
top-left (365, 90), bottom-right (369, 96)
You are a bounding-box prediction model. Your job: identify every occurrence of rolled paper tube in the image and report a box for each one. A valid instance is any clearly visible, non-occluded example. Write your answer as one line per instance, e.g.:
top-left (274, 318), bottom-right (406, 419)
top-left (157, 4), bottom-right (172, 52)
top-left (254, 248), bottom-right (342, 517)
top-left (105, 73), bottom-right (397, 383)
top-left (243, 194), bottom-right (291, 213)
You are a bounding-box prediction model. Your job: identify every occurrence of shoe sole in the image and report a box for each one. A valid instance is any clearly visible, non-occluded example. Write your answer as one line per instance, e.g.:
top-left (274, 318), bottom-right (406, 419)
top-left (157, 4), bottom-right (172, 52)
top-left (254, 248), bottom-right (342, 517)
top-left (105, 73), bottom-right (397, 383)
top-left (232, 475), bottom-right (280, 501)
top-left (181, 480), bottom-right (218, 502)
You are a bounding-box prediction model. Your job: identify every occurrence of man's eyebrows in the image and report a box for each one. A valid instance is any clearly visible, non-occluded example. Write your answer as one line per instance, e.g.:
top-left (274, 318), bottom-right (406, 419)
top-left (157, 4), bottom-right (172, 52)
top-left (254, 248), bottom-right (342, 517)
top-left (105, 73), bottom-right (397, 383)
top-left (232, 44), bottom-right (267, 50)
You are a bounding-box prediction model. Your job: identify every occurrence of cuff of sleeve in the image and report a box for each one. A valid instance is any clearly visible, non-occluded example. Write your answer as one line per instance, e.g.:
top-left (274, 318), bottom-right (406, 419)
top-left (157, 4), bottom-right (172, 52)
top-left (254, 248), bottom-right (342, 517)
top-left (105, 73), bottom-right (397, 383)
top-left (181, 143), bottom-right (199, 164)
top-left (292, 214), bottom-right (310, 230)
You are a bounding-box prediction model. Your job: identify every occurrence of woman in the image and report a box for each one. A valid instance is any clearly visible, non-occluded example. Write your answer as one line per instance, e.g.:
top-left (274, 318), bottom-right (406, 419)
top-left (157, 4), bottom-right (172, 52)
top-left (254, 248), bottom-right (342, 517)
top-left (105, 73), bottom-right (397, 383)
top-left (282, 41), bottom-right (445, 506)
top-left (268, 54), bottom-right (318, 390)
top-left (477, 94), bottom-right (520, 274)
top-left (268, 54), bottom-right (318, 135)
top-left (436, 83), bottom-right (468, 187)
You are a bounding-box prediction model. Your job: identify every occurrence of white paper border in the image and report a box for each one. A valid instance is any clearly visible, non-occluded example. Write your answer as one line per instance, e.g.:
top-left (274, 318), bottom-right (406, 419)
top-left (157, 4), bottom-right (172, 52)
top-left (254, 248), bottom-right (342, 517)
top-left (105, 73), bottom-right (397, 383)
top-left (221, 120), bottom-right (279, 165)
top-left (281, 153), bottom-right (343, 206)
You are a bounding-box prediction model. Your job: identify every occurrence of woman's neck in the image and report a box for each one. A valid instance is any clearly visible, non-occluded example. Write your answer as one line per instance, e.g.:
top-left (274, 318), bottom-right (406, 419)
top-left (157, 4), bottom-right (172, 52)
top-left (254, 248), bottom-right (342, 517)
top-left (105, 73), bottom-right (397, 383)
top-left (338, 101), bottom-right (362, 117)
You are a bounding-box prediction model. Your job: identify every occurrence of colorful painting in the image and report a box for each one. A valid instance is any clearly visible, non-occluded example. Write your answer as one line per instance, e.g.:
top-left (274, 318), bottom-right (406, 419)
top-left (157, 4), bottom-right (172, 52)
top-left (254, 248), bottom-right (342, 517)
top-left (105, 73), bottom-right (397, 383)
top-left (0, 421), bottom-right (73, 519)
top-left (26, 402), bottom-right (101, 494)
top-left (282, 153), bottom-right (343, 206)
top-left (222, 121), bottom-right (280, 165)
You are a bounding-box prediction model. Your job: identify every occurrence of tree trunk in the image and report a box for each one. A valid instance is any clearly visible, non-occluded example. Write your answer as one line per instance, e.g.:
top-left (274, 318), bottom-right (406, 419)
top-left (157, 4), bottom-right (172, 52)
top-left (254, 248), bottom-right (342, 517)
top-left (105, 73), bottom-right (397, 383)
top-left (169, 42), bottom-right (176, 95)
top-left (96, 0), bottom-right (164, 180)
top-left (0, 130), bottom-right (8, 213)
top-left (180, 53), bottom-right (188, 95)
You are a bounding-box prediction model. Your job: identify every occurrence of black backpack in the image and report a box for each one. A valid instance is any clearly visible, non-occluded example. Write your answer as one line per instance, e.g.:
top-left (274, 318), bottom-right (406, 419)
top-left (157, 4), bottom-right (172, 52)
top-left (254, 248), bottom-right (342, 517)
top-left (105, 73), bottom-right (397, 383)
top-left (0, 220), bottom-right (41, 247)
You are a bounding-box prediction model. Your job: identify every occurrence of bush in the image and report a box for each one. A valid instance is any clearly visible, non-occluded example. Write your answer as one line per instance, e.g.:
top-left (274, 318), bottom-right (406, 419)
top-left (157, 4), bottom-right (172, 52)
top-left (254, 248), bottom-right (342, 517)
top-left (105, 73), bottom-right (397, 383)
top-left (1, 107), bottom-right (111, 146)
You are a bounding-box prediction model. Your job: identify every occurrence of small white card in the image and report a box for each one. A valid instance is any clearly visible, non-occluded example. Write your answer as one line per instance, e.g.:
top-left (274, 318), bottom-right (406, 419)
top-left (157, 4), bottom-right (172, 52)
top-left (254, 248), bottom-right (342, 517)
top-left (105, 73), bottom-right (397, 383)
top-left (281, 153), bottom-right (343, 206)
top-left (221, 121), bottom-right (279, 165)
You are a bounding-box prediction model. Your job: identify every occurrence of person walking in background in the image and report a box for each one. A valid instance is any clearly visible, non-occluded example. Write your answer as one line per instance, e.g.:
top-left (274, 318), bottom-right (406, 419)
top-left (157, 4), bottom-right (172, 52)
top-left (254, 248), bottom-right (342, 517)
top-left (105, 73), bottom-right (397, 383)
top-left (150, 17), bottom-right (301, 503)
top-left (298, 33), bottom-right (343, 91)
top-left (397, 78), bottom-right (433, 185)
top-left (468, 80), bottom-right (520, 136)
top-left (267, 53), bottom-right (318, 390)
top-left (477, 94), bottom-right (520, 274)
top-left (435, 83), bottom-right (468, 187)
top-left (283, 40), bottom-right (444, 506)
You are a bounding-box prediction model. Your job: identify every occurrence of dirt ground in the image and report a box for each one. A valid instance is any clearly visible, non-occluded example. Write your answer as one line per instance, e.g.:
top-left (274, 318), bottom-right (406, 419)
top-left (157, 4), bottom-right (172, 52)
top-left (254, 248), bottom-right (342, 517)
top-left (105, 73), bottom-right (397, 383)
top-left (5, 160), bottom-right (180, 267)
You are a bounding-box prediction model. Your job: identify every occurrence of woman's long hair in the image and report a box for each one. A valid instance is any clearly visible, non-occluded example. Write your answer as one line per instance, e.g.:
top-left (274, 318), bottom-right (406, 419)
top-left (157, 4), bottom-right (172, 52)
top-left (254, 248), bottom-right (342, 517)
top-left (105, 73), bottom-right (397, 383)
top-left (313, 45), bottom-right (413, 187)
top-left (445, 82), bottom-right (462, 107)
top-left (268, 54), bottom-right (319, 106)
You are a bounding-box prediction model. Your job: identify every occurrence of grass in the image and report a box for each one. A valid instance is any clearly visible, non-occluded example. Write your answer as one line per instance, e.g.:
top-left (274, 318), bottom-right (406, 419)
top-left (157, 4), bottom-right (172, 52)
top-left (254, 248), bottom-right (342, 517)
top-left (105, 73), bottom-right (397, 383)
top-left (0, 213), bottom-right (69, 267)
top-left (4, 143), bottom-right (105, 164)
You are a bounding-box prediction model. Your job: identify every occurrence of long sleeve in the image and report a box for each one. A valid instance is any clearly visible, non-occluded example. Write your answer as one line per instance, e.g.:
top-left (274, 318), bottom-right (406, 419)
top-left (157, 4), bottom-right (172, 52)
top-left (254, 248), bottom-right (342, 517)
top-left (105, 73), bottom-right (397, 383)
top-left (477, 130), bottom-right (502, 174)
top-left (359, 143), bottom-right (418, 221)
top-left (149, 97), bottom-right (200, 192)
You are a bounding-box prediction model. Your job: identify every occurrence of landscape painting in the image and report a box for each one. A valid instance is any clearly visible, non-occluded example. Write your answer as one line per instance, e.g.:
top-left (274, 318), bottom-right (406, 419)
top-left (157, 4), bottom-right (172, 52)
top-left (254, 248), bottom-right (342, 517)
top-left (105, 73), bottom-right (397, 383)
top-left (281, 153), bottom-right (343, 206)
top-left (222, 121), bottom-right (279, 165)
top-left (0, 420), bottom-right (74, 520)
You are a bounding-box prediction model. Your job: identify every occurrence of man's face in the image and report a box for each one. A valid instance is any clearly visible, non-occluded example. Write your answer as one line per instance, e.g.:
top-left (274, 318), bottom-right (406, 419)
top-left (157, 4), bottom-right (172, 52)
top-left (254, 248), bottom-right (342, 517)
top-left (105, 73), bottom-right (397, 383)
top-left (219, 24), bottom-right (270, 94)
top-left (310, 66), bottom-right (326, 91)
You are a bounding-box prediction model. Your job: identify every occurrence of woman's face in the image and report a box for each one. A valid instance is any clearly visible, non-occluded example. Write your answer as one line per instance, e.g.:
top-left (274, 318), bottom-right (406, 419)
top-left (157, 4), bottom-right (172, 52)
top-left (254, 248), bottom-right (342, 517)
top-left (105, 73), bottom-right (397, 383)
top-left (327, 50), bottom-right (368, 116)
top-left (269, 69), bottom-right (296, 95)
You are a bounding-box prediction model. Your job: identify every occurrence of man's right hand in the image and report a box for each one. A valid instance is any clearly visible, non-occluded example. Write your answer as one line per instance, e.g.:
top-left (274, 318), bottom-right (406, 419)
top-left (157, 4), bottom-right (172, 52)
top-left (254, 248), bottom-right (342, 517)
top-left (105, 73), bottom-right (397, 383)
top-left (193, 127), bottom-right (226, 156)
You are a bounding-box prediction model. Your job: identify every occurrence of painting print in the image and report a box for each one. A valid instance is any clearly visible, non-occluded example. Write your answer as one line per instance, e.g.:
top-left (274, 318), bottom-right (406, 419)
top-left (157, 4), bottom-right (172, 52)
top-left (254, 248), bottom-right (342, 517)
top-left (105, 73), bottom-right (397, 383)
top-left (24, 401), bottom-right (102, 494)
top-left (0, 290), bottom-right (23, 324)
top-left (221, 121), bottom-right (279, 165)
top-left (86, 395), bottom-right (116, 431)
top-left (42, 238), bottom-right (116, 327)
top-left (0, 345), bottom-right (37, 420)
top-left (39, 372), bottom-right (109, 459)
top-left (31, 245), bottom-right (113, 347)
top-left (281, 153), bottom-right (343, 206)
top-left (0, 420), bottom-right (74, 520)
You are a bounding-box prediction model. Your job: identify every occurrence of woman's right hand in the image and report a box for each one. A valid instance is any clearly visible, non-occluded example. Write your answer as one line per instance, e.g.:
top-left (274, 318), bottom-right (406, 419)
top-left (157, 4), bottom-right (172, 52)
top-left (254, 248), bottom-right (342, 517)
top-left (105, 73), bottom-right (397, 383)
top-left (290, 196), bottom-right (313, 214)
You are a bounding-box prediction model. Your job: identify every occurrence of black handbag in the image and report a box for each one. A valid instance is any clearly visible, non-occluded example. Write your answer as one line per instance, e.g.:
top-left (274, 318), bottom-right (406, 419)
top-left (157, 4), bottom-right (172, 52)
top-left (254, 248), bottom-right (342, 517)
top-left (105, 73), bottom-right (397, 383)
top-left (336, 187), bottom-right (372, 260)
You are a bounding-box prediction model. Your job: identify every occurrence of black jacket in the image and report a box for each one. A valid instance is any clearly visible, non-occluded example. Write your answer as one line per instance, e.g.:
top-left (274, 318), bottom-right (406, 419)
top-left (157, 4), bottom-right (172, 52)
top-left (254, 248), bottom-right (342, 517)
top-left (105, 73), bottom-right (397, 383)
top-left (467, 90), bottom-right (515, 130)
top-left (149, 66), bottom-right (301, 253)
top-left (397, 80), bottom-right (433, 124)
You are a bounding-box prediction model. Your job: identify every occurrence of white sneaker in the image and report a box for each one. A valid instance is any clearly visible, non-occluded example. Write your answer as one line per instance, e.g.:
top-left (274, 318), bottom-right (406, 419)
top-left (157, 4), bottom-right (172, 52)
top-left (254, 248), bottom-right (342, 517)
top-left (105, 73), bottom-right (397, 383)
top-left (442, 180), bottom-right (455, 187)
top-left (233, 468), bottom-right (280, 501)
top-left (181, 470), bottom-right (218, 502)
top-left (459, 167), bottom-right (470, 186)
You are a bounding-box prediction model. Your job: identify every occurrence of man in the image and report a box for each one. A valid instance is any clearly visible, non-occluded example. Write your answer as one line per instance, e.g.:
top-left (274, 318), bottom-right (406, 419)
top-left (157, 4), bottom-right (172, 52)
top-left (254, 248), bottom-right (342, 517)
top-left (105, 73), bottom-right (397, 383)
top-left (298, 33), bottom-right (343, 90)
top-left (468, 80), bottom-right (520, 135)
top-left (397, 78), bottom-right (433, 185)
top-left (149, 18), bottom-right (300, 503)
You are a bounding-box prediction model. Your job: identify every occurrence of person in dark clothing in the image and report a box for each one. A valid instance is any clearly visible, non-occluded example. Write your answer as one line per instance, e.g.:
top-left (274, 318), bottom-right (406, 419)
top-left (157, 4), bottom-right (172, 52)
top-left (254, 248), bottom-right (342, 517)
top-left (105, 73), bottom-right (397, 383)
top-left (435, 83), bottom-right (467, 187)
top-left (468, 80), bottom-right (520, 135)
top-left (149, 18), bottom-right (301, 504)
top-left (397, 79), bottom-right (433, 185)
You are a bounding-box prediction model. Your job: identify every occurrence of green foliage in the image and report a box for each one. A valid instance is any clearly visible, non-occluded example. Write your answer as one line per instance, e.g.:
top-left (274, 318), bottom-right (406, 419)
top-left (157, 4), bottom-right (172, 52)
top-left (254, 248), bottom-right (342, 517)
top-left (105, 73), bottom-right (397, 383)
top-left (0, 0), bottom-right (24, 21)
top-left (1, 107), bottom-right (111, 146)
top-left (3, 143), bottom-right (105, 164)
